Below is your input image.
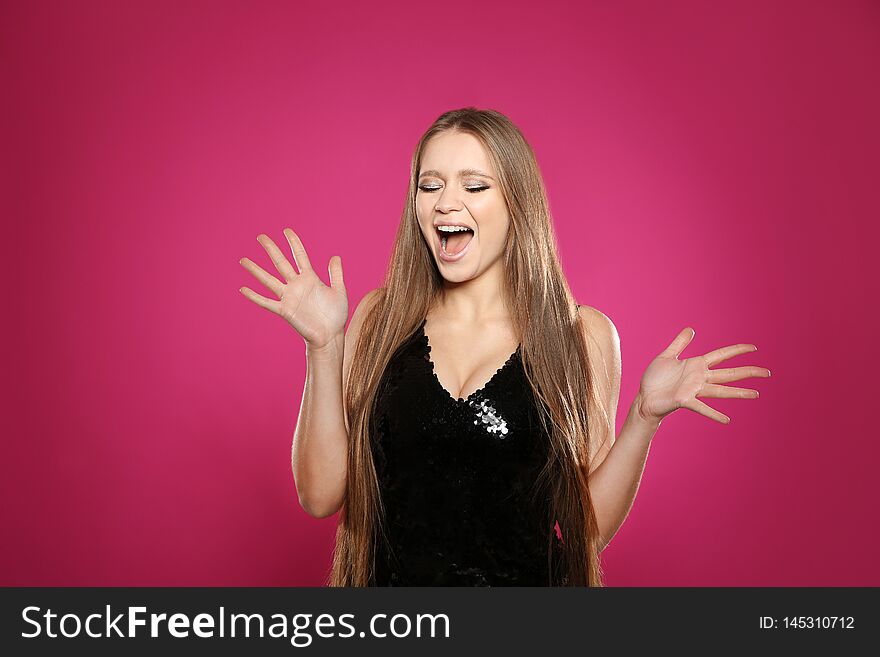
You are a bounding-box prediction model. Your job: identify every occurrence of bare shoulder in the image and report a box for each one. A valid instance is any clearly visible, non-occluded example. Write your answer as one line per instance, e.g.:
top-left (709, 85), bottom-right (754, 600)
top-left (343, 288), bottom-right (382, 362)
top-left (576, 304), bottom-right (622, 470)
top-left (341, 288), bottom-right (383, 433)
top-left (577, 304), bottom-right (620, 354)
top-left (576, 304), bottom-right (622, 396)
top-left (346, 288), bottom-right (383, 337)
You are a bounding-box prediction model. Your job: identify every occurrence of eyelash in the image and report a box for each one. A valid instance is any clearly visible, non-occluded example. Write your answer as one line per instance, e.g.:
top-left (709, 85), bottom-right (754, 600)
top-left (418, 184), bottom-right (489, 194)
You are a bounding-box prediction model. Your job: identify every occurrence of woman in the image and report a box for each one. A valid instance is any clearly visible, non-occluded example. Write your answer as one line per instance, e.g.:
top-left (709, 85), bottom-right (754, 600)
top-left (238, 107), bottom-right (771, 586)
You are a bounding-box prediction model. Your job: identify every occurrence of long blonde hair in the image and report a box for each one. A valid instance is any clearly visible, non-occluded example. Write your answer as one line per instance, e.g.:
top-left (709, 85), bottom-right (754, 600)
top-left (328, 107), bottom-right (608, 586)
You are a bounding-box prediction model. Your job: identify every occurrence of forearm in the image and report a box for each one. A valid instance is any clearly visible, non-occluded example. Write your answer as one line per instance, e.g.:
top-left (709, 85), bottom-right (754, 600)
top-left (587, 392), bottom-right (661, 551)
top-left (292, 332), bottom-right (348, 518)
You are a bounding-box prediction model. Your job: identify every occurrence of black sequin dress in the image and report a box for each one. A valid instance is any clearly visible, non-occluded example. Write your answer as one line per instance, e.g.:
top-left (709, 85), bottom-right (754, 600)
top-left (369, 317), bottom-right (566, 586)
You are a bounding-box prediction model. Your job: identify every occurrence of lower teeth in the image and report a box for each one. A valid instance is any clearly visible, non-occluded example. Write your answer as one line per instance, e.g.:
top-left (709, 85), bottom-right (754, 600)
top-left (440, 234), bottom-right (469, 256)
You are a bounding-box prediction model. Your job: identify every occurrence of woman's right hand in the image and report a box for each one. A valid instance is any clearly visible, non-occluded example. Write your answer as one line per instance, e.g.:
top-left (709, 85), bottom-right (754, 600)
top-left (239, 228), bottom-right (348, 351)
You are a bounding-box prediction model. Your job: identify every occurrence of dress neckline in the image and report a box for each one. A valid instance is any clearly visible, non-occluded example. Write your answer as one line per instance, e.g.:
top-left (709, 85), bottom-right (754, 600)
top-left (418, 318), bottom-right (521, 404)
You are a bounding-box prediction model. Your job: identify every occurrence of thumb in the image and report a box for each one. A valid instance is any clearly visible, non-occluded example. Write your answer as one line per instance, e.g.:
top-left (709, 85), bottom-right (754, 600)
top-left (661, 327), bottom-right (695, 359)
top-left (328, 255), bottom-right (346, 291)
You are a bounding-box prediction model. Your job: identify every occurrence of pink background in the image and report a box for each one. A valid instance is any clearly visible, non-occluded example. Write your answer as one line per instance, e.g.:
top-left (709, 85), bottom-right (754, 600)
top-left (2, 0), bottom-right (878, 586)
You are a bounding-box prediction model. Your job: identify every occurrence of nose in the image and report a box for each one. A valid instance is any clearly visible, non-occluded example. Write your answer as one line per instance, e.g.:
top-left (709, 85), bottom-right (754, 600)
top-left (434, 185), bottom-right (463, 213)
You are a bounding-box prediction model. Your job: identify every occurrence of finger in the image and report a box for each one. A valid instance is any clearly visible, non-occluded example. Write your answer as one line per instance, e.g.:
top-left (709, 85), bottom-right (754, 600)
top-left (708, 366), bottom-right (772, 384)
top-left (697, 383), bottom-right (759, 399)
top-left (283, 228), bottom-right (314, 274)
top-left (681, 397), bottom-right (730, 424)
top-left (703, 343), bottom-right (758, 367)
top-left (239, 286), bottom-right (282, 315)
top-left (661, 327), bottom-right (695, 359)
top-left (257, 234), bottom-right (298, 282)
top-left (239, 257), bottom-right (284, 298)
top-left (328, 255), bottom-right (346, 292)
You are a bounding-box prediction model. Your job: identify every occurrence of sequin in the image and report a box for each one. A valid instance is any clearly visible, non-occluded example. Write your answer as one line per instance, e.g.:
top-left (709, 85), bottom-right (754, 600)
top-left (369, 318), bottom-right (564, 586)
top-left (469, 398), bottom-right (509, 436)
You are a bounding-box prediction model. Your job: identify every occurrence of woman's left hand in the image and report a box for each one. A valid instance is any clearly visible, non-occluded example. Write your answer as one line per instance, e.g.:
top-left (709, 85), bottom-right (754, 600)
top-left (636, 327), bottom-right (771, 424)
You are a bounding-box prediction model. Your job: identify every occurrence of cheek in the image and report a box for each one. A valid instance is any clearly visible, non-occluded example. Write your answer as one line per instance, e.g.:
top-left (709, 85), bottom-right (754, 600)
top-left (485, 224), bottom-right (509, 252)
top-left (474, 202), bottom-right (509, 242)
top-left (415, 200), bottom-right (432, 234)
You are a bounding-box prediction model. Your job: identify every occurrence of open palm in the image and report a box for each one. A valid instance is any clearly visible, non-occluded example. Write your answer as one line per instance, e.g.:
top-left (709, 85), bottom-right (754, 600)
top-left (238, 228), bottom-right (348, 350)
top-left (638, 327), bottom-right (771, 424)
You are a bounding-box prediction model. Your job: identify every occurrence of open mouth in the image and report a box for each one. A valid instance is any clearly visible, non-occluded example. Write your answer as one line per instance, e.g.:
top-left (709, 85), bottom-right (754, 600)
top-left (436, 226), bottom-right (474, 257)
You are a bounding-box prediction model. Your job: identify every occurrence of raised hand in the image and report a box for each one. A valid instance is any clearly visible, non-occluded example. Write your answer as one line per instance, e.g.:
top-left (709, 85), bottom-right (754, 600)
top-left (238, 228), bottom-right (348, 350)
top-left (636, 327), bottom-right (771, 424)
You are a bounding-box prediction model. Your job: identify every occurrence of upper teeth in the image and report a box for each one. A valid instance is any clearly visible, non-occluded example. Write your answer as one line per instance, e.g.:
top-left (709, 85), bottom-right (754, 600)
top-left (437, 225), bottom-right (471, 232)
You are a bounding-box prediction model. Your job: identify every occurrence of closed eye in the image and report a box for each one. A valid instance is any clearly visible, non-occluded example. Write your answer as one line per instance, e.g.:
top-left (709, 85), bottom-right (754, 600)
top-left (418, 185), bottom-right (489, 193)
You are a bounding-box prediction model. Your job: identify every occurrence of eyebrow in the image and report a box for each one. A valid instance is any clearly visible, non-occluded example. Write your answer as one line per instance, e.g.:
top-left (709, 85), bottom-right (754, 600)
top-left (418, 168), bottom-right (496, 181)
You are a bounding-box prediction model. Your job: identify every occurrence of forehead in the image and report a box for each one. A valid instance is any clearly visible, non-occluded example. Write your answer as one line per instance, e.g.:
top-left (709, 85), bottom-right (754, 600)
top-left (419, 131), bottom-right (495, 177)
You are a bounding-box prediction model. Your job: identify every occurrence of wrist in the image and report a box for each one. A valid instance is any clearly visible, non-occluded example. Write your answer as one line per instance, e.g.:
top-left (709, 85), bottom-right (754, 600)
top-left (633, 391), bottom-right (663, 428)
top-left (306, 332), bottom-right (344, 361)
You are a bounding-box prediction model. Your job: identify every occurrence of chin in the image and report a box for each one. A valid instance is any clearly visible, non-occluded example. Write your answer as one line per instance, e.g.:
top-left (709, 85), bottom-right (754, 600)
top-left (439, 270), bottom-right (476, 283)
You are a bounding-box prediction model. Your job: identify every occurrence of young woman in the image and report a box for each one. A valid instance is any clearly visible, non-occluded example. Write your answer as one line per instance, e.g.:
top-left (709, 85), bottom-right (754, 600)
top-left (238, 107), bottom-right (771, 586)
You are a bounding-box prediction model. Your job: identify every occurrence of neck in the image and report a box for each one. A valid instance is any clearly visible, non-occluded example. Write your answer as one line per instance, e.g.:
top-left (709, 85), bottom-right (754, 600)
top-left (434, 260), bottom-right (509, 321)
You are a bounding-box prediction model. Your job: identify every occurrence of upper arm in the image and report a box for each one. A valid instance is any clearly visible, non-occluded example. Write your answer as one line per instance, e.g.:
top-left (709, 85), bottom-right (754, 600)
top-left (341, 288), bottom-right (382, 434)
top-left (577, 304), bottom-right (622, 474)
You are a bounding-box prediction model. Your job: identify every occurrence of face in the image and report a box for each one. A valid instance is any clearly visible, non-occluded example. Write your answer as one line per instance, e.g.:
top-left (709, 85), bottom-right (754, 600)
top-left (416, 131), bottom-right (511, 282)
